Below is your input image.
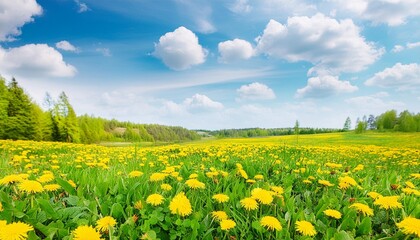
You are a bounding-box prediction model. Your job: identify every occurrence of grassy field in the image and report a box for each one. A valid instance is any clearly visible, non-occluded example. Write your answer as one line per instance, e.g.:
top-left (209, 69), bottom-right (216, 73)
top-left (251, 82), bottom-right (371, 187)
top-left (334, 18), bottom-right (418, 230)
top-left (0, 132), bottom-right (419, 239)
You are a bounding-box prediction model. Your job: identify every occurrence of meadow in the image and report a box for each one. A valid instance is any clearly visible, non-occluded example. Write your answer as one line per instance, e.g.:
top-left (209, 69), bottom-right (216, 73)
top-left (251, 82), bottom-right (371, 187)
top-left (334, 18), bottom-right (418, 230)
top-left (0, 132), bottom-right (419, 239)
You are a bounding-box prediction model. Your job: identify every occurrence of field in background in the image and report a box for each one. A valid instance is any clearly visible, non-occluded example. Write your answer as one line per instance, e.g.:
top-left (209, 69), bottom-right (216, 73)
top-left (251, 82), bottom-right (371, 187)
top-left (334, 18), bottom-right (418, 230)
top-left (0, 132), bottom-right (419, 239)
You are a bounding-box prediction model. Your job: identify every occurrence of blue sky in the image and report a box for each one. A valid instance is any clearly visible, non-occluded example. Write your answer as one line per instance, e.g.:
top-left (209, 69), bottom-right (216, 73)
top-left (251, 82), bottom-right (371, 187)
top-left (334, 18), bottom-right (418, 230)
top-left (0, 0), bottom-right (419, 130)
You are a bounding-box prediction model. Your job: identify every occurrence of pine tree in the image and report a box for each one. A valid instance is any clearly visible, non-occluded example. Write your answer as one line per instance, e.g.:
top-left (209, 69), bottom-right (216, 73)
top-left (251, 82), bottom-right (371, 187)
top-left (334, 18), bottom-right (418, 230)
top-left (343, 117), bottom-right (351, 131)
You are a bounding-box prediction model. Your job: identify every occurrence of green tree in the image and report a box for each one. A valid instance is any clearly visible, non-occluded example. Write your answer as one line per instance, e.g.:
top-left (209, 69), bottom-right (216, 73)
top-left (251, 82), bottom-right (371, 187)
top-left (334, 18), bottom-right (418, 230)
top-left (343, 117), bottom-right (351, 131)
top-left (4, 78), bottom-right (36, 140)
top-left (0, 77), bottom-right (9, 138)
top-left (376, 110), bottom-right (397, 130)
top-left (397, 110), bottom-right (416, 132)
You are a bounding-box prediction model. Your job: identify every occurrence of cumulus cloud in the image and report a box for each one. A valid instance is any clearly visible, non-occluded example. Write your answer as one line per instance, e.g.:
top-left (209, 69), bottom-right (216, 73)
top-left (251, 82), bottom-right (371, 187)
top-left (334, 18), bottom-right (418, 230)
top-left (218, 39), bottom-right (254, 63)
top-left (392, 45), bottom-right (405, 53)
top-left (333, 0), bottom-right (420, 26)
top-left (153, 26), bottom-right (207, 70)
top-left (0, 0), bottom-right (42, 41)
top-left (56, 41), bottom-right (78, 52)
top-left (255, 14), bottom-right (383, 75)
top-left (0, 44), bottom-right (77, 78)
top-left (74, 0), bottom-right (89, 13)
top-left (183, 94), bottom-right (223, 110)
top-left (391, 41), bottom-right (420, 53)
top-left (237, 82), bottom-right (276, 100)
top-left (296, 75), bottom-right (358, 98)
top-left (365, 63), bottom-right (420, 91)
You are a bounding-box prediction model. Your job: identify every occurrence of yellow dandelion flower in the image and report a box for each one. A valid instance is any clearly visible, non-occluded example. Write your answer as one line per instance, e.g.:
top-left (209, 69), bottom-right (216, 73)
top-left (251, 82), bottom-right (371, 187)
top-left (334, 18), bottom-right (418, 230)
top-left (68, 180), bottom-right (76, 188)
top-left (146, 194), bottom-right (164, 206)
top-left (0, 202), bottom-right (3, 212)
top-left (238, 169), bottom-right (248, 179)
top-left (220, 219), bottom-right (236, 231)
top-left (211, 211), bottom-right (228, 221)
top-left (260, 216), bottom-right (282, 231)
top-left (18, 180), bottom-right (43, 194)
top-left (251, 188), bottom-right (274, 205)
top-left (295, 220), bottom-right (317, 236)
top-left (350, 203), bottom-right (374, 216)
top-left (254, 174), bottom-right (264, 180)
top-left (323, 209), bottom-right (342, 219)
top-left (367, 191), bottom-right (382, 200)
top-left (0, 222), bottom-right (34, 240)
top-left (410, 173), bottom-right (420, 179)
top-left (72, 226), bottom-right (102, 240)
top-left (160, 183), bottom-right (172, 191)
top-left (96, 216), bottom-right (117, 232)
top-left (402, 188), bottom-right (420, 196)
top-left (0, 174), bottom-right (24, 185)
top-left (270, 186), bottom-right (284, 195)
top-left (240, 197), bottom-right (258, 211)
top-left (36, 174), bottom-right (54, 183)
top-left (185, 179), bottom-right (205, 189)
top-left (318, 180), bottom-right (334, 187)
top-left (246, 179), bottom-right (256, 184)
top-left (134, 200), bottom-right (143, 210)
top-left (149, 173), bottom-right (167, 182)
top-left (303, 179), bottom-right (312, 184)
top-left (339, 176), bottom-right (358, 190)
top-left (396, 217), bottom-right (420, 238)
top-left (128, 171), bottom-right (143, 178)
top-left (44, 184), bottom-right (61, 192)
top-left (169, 192), bottom-right (192, 217)
top-left (405, 181), bottom-right (415, 189)
top-left (212, 194), bottom-right (229, 203)
top-left (189, 173), bottom-right (198, 179)
top-left (374, 196), bottom-right (402, 210)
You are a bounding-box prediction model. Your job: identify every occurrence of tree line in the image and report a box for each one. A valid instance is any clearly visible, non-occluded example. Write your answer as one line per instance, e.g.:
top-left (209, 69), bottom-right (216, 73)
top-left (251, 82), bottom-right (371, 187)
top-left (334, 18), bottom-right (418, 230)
top-left (0, 77), bottom-right (200, 143)
top-left (207, 127), bottom-right (341, 138)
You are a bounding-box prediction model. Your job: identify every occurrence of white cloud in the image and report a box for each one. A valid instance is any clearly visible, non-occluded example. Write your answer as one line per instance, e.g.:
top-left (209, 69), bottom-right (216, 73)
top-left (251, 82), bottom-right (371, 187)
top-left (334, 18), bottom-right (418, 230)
top-left (333, 0), bottom-right (420, 26)
top-left (96, 48), bottom-right (111, 57)
top-left (228, 0), bottom-right (252, 13)
top-left (56, 41), bottom-right (78, 52)
top-left (407, 41), bottom-right (420, 49)
top-left (175, 0), bottom-right (216, 33)
top-left (365, 63), bottom-right (420, 91)
top-left (153, 26), bottom-right (207, 70)
top-left (346, 93), bottom-right (405, 113)
top-left (237, 82), bottom-right (276, 100)
top-left (74, 0), bottom-right (89, 13)
top-left (392, 45), bottom-right (404, 53)
top-left (0, 0), bottom-right (42, 41)
top-left (183, 94), bottom-right (223, 110)
top-left (0, 44), bottom-right (77, 78)
top-left (296, 75), bottom-right (358, 98)
top-left (218, 39), bottom-right (254, 63)
top-left (255, 14), bottom-right (383, 75)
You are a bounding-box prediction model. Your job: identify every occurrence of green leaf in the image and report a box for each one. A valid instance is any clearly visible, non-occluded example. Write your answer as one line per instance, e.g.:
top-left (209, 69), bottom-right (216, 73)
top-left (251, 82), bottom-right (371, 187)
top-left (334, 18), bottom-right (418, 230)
top-left (333, 231), bottom-right (354, 240)
top-left (56, 178), bottom-right (76, 195)
top-left (37, 199), bottom-right (59, 219)
top-left (357, 217), bottom-right (372, 236)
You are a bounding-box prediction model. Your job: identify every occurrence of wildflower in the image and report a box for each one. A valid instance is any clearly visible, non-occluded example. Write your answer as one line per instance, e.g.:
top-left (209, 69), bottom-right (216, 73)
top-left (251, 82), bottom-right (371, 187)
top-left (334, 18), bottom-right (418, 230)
top-left (44, 184), bottom-right (61, 192)
top-left (211, 211), bottom-right (228, 221)
top-left (270, 186), bottom-right (284, 195)
top-left (295, 220), bottom-right (317, 236)
top-left (339, 176), bottom-right (358, 190)
top-left (367, 191), bottom-right (382, 200)
top-left (246, 179), bottom-right (256, 184)
top-left (0, 222), bottom-right (34, 240)
top-left (68, 180), bottom-right (76, 188)
top-left (374, 196), bottom-right (403, 210)
top-left (149, 173), bottom-right (167, 182)
top-left (212, 194), bottom-right (229, 203)
top-left (318, 180), bottom-right (334, 187)
top-left (410, 173), bottom-right (420, 179)
top-left (402, 188), bottom-right (420, 196)
top-left (240, 197), bottom-right (258, 211)
top-left (405, 181), bottom-right (415, 189)
top-left (146, 194), bottom-right (164, 206)
top-left (0, 174), bottom-right (24, 185)
top-left (260, 216), bottom-right (282, 231)
top-left (254, 174), bottom-right (264, 180)
top-left (251, 188), bottom-right (274, 205)
top-left (220, 219), bottom-right (236, 231)
top-left (396, 217), bottom-right (420, 238)
top-left (189, 173), bottom-right (198, 179)
top-left (350, 203), bottom-right (374, 216)
top-left (128, 171), bottom-right (143, 178)
top-left (185, 179), bottom-right (205, 189)
top-left (238, 169), bottom-right (248, 179)
top-left (160, 183), bottom-right (172, 191)
top-left (134, 200), bottom-right (143, 210)
top-left (169, 192), bottom-right (192, 217)
top-left (0, 202), bottom-right (3, 212)
top-left (303, 179), bottom-right (312, 184)
top-left (96, 216), bottom-right (117, 232)
top-left (323, 209), bottom-right (342, 219)
top-left (72, 226), bottom-right (102, 240)
top-left (18, 180), bottom-right (43, 194)
top-left (36, 174), bottom-right (54, 183)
